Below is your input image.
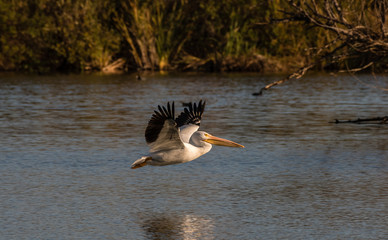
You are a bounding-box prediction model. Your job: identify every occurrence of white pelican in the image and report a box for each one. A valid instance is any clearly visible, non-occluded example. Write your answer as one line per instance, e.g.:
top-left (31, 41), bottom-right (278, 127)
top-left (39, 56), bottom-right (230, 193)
top-left (131, 100), bottom-right (244, 169)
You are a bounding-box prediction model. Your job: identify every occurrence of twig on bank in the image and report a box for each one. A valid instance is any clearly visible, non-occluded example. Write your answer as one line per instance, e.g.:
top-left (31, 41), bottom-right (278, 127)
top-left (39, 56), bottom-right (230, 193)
top-left (252, 63), bottom-right (315, 96)
top-left (253, 42), bottom-right (347, 96)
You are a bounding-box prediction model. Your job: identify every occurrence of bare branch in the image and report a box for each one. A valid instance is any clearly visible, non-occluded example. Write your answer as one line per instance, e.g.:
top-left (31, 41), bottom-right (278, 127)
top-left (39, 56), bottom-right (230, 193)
top-left (253, 41), bottom-right (348, 95)
top-left (253, 63), bottom-right (315, 95)
top-left (331, 116), bottom-right (388, 124)
top-left (332, 0), bottom-right (346, 24)
top-left (338, 61), bottom-right (374, 73)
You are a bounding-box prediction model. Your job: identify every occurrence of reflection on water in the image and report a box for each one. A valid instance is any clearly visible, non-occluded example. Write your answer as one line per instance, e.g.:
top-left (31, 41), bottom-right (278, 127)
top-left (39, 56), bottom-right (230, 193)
top-left (142, 213), bottom-right (214, 240)
top-left (0, 73), bottom-right (387, 239)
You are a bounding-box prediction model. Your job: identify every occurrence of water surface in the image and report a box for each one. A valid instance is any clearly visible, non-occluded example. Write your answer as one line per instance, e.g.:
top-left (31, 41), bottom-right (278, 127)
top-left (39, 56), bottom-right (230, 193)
top-left (0, 73), bottom-right (387, 239)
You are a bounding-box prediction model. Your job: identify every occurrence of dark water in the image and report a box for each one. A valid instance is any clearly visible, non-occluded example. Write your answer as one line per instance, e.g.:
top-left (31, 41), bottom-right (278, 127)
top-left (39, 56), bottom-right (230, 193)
top-left (0, 73), bottom-right (387, 239)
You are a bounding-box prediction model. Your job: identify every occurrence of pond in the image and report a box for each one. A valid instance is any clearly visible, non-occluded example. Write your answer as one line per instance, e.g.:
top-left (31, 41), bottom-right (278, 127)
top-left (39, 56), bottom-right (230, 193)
top-left (0, 72), bottom-right (387, 239)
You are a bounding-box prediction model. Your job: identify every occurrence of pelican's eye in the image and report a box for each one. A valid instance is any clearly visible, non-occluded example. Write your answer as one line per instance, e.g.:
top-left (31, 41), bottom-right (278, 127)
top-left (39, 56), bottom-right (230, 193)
top-left (204, 133), bottom-right (211, 137)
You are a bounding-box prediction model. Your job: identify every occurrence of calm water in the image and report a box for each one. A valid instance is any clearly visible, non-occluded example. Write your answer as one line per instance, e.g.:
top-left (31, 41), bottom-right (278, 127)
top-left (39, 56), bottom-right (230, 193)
top-left (0, 73), bottom-right (387, 239)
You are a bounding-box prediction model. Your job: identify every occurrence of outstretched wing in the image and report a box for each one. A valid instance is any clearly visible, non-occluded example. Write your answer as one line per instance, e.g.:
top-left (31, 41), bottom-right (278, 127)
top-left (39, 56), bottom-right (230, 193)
top-left (175, 100), bottom-right (206, 127)
top-left (175, 100), bottom-right (206, 143)
top-left (145, 102), bottom-right (184, 152)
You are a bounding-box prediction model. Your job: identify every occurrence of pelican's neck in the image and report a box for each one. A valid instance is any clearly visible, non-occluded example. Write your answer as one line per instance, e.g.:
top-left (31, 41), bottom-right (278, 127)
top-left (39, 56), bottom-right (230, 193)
top-left (179, 124), bottom-right (199, 143)
top-left (184, 141), bottom-right (212, 160)
top-left (189, 136), bottom-right (212, 156)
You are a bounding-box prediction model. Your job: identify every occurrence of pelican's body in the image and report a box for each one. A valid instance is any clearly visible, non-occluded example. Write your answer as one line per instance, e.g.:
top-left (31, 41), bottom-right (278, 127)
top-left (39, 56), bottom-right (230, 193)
top-left (131, 101), bottom-right (244, 169)
top-left (147, 131), bottom-right (212, 166)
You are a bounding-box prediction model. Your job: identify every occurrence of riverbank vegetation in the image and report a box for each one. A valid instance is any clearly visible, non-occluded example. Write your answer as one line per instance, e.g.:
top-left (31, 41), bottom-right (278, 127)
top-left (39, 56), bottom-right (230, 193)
top-left (0, 0), bottom-right (387, 73)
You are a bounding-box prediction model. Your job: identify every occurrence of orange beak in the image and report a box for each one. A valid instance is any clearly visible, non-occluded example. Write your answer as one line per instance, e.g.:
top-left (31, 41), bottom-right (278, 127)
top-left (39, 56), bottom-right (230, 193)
top-left (203, 134), bottom-right (245, 148)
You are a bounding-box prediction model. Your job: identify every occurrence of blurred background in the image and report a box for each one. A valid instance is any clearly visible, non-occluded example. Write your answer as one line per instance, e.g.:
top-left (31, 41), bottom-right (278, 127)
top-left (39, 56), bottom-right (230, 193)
top-left (0, 0), bottom-right (387, 74)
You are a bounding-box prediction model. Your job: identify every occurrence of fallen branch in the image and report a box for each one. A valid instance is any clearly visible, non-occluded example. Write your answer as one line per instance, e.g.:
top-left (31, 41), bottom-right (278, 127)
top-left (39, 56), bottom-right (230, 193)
top-left (252, 63), bottom-right (315, 96)
top-left (253, 42), bottom-right (347, 95)
top-left (339, 61), bottom-right (374, 73)
top-left (330, 116), bottom-right (388, 124)
top-left (102, 58), bottom-right (125, 73)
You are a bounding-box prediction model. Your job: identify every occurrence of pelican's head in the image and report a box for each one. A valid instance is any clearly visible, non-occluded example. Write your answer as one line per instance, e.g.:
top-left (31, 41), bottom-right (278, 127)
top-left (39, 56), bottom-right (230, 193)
top-left (193, 131), bottom-right (244, 148)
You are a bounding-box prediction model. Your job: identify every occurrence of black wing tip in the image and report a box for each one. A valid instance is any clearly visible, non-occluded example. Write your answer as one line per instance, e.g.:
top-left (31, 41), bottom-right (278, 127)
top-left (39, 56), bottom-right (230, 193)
top-left (156, 101), bottom-right (175, 119)
top-left (145, 101), bottom-right (176, 143)
top-left (176, 100), bottom-right (206, 127)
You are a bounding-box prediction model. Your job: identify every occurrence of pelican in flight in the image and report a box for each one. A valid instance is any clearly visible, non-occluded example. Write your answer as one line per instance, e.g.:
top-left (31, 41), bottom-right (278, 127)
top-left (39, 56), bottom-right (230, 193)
top-left (131, 100), bottom-right (244, 169)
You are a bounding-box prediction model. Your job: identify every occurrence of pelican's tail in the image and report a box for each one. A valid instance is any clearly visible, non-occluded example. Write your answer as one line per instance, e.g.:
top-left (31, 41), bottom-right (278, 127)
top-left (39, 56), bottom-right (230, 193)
top-left (131, 156), bottom-right (152, 169)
